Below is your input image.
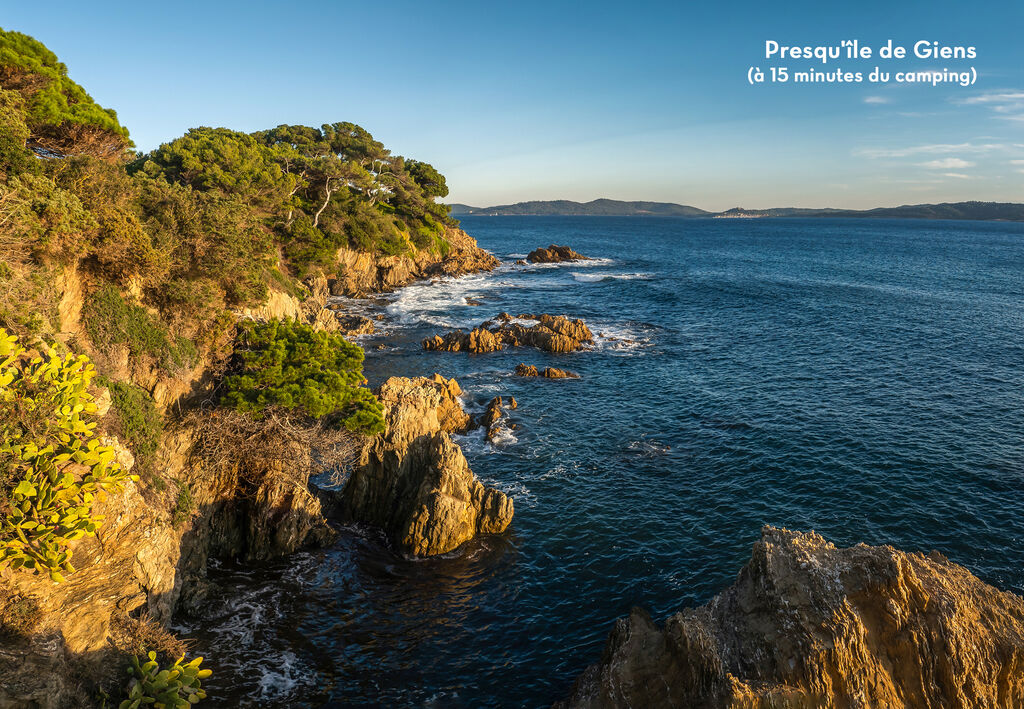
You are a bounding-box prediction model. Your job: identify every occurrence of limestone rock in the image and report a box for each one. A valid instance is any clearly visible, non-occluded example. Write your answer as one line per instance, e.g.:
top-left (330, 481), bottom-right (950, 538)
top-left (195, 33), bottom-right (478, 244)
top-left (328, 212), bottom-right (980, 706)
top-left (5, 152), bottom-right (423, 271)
top-left (423, 313), bottom-right (593, 354)
top-left (331, 227), bottom-right (499, 297)
top-left (526, 244), bottom-right (588, 263)
top-left (514, 363), bottom-right (580, 379)
top-left (557, 526), bottom-right (1024, 709)
top-left (340, 375), bottom-right (513, 556)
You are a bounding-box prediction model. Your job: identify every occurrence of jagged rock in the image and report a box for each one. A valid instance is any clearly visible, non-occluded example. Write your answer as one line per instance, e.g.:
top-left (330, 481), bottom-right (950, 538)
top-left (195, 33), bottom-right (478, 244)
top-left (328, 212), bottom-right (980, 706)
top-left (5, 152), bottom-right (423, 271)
top-left (335, 313), bottom-right (376, 337)
top-left (423, 313), bottom-right (593, 354)
top-left (340, 375), bottom-right (512, 555)
top-left (557, 526), bottom-right (1024, 709)
top-left (515, 259), bottom-right (528, 265)
top-left (474, 396), bottom-right (508, 442)
top-left (527, 244), bottom-right (588, 263)
top-left (514, 363), bottom-right (580, 379)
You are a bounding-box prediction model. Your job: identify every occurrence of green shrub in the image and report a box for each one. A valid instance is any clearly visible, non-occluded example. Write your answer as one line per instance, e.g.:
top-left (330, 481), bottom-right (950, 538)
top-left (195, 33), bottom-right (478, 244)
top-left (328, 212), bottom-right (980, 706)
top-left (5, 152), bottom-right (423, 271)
top-left (0, 329), bottom-right (136, 582)
top-left (82, 285), bottom-right (197, 373)
top-left (0, 28), bottom-right (131, 158)
top-left (99, 378), bottom-right (163, 485)
top-left (120, 651), bottom-right (210, 709)
top-left (221, 319), bottom-right (384, 435)
top-left (171, 482), bottom-right (193, 528)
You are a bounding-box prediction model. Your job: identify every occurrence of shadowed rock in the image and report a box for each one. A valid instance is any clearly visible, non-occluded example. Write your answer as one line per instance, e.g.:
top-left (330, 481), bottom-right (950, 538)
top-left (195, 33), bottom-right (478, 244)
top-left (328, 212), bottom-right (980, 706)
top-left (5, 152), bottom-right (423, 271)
top-left (557, 526), bottom-right (1024, 708)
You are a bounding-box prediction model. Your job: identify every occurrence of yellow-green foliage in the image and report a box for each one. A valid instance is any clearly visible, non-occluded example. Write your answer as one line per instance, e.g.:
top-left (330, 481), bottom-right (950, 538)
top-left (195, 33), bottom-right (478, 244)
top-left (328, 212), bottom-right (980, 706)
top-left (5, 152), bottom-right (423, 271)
top-left (0, 329), bottom-right (136, 582)
top-left (121, 651), bottom-right (210, 709)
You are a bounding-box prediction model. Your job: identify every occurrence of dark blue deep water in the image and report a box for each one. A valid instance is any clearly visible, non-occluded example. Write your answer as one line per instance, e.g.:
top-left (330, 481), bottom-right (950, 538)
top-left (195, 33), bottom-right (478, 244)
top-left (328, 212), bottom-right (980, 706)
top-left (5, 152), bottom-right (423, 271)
top-left (184, 217), bottom-right (1024, 707)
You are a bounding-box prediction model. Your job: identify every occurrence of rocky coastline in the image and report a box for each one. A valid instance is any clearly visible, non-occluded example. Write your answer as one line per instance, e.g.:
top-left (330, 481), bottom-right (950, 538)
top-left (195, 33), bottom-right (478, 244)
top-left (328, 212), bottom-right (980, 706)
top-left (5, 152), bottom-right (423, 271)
top-left (0, 232), bottom-right (504, 706)
top-left (4, 235), bottom-right (1024, 709)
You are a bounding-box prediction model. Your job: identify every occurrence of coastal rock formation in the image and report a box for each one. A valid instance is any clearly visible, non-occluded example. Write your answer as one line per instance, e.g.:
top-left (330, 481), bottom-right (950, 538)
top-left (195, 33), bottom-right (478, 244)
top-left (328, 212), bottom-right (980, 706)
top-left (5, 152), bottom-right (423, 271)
top-left (340, 375), bottom-right (513, 556)
top-left (474, 396), bottom-right (515, 442)
top-left (514, 363), bottom-right (580, 379)
top-left (423, 313), bottom-right (594, 354)
top-left (330, 227), bottom-right (499, 297)
top-left (557, 526), bottom-right (1024, 709)
top-left (527, 244), bottom-right (589, 263)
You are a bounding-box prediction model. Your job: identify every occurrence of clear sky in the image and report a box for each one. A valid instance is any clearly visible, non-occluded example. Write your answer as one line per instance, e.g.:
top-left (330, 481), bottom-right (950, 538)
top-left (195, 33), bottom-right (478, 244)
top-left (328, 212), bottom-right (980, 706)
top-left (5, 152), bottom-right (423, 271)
top-left (5, 0), bottom-right (1023, 209)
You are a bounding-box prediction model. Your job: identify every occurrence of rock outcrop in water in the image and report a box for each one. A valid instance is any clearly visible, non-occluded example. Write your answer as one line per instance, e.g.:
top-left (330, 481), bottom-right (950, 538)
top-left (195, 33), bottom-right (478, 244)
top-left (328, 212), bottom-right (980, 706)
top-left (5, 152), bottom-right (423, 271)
top-left (514, 363), bottom-right (580, 379)
top-left (423, 313), bottom-right (594, 354)
top-left (330, 227), bottom-right (500, 297)
top-left (527, 244), bottom-right (589, 263)
top-left (340, 375), bottom-right (513, 556)
top-left (557, 526), bottom-right (1024, 709)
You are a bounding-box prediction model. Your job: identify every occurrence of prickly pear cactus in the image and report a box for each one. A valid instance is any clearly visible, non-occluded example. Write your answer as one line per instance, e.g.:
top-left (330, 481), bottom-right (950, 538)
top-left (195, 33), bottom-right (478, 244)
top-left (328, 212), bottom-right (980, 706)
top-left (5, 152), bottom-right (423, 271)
top-left (0, 328), bottom-right (137, 582)
top-left (120, 651), bottom-right (211, 709)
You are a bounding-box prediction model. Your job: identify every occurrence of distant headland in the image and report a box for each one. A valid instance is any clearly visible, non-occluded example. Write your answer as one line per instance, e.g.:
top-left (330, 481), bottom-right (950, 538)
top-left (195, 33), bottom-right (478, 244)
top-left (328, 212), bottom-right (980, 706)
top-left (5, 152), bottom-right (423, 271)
top-left (448, 199), bottom-right (1024, 221)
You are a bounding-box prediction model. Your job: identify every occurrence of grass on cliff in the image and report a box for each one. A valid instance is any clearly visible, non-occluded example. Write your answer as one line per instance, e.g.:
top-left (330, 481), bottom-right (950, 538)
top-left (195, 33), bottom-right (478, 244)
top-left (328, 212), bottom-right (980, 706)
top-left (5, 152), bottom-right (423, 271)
top-left (97, 376), bottom-right (164, 488)
top-left (83, 285), bottom-right (197, 374)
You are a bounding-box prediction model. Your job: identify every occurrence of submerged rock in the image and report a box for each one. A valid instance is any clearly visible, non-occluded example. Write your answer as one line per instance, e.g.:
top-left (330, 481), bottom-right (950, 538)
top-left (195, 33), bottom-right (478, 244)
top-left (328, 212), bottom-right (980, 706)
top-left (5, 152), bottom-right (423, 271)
top-left (340, 375), bottom-right (513, 556)
top-left (527, 244), bottom-right (589, 263)
top-left (557, 526), bottom-right (1024, 708)
top-left (423, 313), bottom-right (593, 354)
top-left (514, 363), bottom-right (580, 379)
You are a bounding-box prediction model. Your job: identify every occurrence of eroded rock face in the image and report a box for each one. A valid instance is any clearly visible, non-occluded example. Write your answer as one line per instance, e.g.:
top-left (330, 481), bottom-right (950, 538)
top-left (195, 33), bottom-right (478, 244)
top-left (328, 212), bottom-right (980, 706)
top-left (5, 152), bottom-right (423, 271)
top-left (557, 526), bottom-right (1024, 709)
top-left (423, 313), bottom-right (593, 354)
top-left (331, 227), bottom-right (500, 297)
top-left (527, 244), bottom-right (588, 263)
top-left (340, 375), bottom-right (513, 556)
top-left (0, 439), bottom-right (182, 708)
top-left (514, 363), bottom-right (580, 379)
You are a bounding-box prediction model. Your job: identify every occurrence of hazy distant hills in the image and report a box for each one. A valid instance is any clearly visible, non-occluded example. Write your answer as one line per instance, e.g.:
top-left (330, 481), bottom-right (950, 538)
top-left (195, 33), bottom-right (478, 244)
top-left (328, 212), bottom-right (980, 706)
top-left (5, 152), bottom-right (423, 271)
top-left (448, 199), bottom-right (1024, 221)
top-left (448, 199), bottom-right (710, 216)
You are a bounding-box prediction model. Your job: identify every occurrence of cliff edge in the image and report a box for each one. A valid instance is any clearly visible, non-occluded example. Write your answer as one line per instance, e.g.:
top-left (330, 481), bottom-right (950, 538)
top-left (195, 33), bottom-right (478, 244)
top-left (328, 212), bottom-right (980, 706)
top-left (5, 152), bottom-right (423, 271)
top-left (558, 526), bottom-right (1024, 708)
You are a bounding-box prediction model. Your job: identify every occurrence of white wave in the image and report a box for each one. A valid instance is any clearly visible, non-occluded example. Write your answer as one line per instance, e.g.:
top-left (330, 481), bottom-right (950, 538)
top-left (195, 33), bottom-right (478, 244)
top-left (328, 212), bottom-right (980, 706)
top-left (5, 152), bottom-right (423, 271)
top-left (256, 651), bottom-right (313, 700)
top-left (565, 257), bottom-right (615, 267)
top-left (481, 477), bottom-right (535, 508)
top-left (591, 322), bottom-right (655, 354)
top-left (570, 271), bottom-right (653, 283)
top-left (383, 270), bottom-right (567, 329)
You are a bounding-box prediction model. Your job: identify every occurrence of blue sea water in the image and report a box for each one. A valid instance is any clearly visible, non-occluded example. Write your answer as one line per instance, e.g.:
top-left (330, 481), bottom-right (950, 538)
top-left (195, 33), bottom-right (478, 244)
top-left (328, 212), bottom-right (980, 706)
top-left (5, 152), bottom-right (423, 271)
top-left (183, 217), bottom-right (1024, 707)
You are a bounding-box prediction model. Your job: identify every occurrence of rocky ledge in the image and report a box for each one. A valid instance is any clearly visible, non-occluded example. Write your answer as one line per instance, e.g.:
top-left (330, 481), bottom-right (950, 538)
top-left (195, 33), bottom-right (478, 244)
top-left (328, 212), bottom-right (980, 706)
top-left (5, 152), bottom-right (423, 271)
top-left (340, 374), bottom-right (514, 556)
top-left (330, 227), bottom-right (500, 297)
top-left (514, 363), bottom-right (580, 379)
top-left (527, 244), bottom-right (589, 263)
top-left (423, 313), bottom-right (594, 354)
top-left (557, 526), bottom-right (1024, 708)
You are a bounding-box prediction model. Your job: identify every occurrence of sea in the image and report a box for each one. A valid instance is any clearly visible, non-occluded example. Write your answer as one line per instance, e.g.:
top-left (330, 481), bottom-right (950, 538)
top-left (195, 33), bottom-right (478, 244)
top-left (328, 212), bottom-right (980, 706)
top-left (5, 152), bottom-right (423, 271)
top-left (177, 216), bottom-right (1024, 707)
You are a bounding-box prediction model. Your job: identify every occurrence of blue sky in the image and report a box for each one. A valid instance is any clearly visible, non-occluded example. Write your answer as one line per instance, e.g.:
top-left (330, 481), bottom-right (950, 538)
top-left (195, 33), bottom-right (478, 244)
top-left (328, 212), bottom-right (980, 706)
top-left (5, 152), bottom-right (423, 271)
top-left (5, 0), bottom-right (1024, 209)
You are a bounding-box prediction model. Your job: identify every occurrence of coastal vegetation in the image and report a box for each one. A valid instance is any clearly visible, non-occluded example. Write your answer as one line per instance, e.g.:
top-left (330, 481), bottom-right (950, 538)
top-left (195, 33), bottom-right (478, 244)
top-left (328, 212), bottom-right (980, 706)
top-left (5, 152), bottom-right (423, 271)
top-left (0, 25), bottom-right (480, 706)
top-left (0, 329), bottom-right (135, 583)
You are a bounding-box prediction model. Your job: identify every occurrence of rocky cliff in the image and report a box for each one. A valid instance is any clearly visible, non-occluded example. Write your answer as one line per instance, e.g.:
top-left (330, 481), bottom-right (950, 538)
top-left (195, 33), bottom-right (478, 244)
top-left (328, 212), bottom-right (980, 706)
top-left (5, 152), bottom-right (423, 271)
top-left (331, 227), bottom-right (499, 296)
top-left (340, 374), bottom-right (514, 556)
top-left (557, 526), bottom-right (1024, 709)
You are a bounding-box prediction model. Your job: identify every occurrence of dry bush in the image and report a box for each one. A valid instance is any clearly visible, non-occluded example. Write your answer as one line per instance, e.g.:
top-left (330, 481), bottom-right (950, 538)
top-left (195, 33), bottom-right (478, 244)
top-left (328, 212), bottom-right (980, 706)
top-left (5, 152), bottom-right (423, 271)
top-left (184, 406), bottom-right (364, 489)
top-left (108, 612), bottom-right (188, 660)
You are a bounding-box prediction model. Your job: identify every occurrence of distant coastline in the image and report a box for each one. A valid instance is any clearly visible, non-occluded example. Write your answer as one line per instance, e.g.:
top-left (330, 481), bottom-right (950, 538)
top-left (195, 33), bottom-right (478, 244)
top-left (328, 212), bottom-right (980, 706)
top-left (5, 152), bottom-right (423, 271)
top-left (447, 198), bottom-right (1024, 222)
